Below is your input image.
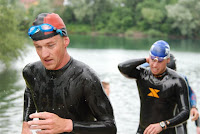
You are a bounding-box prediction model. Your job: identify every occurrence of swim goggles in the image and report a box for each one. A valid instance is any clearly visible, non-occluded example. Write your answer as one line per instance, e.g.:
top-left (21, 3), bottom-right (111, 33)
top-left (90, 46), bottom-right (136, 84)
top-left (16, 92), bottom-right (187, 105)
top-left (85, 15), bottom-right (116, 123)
top-left (150, 55), bottom-right (168, 62)
top-left (28, 23), bottom-right (63, 37)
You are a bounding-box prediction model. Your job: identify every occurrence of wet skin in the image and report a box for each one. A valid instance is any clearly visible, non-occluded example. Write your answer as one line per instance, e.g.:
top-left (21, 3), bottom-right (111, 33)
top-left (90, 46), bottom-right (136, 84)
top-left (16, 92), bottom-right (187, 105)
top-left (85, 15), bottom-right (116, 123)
top-left (149, 56), bottom-right (170, 76)
top-left (33, 35), bottom-right (70, 70)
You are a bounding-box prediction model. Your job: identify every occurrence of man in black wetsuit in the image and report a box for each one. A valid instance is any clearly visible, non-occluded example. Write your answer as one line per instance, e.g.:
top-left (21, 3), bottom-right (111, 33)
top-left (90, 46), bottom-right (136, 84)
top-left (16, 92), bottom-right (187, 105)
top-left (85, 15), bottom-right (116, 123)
top-left (167, 54), bottom-right (200, 134)
top-left (141, 53), bottom-right (200, 134)
top-left (118, 40), bottom-right (190, 134)
top-left (21, 13), bottom-right (117, 134)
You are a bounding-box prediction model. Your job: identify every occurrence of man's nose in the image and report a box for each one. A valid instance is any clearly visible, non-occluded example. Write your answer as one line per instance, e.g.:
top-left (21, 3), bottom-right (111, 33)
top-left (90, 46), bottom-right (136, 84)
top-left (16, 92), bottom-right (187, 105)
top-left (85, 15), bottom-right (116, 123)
top-left (152, 60), bottom-right (159, 67)
top-left (41, 47), bottom-right (50, 58)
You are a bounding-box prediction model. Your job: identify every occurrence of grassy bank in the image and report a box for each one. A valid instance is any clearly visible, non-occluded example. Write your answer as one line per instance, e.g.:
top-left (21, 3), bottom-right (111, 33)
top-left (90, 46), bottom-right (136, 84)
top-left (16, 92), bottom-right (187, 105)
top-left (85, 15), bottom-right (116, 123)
top-left (66, 24), bottom-right (191, 39)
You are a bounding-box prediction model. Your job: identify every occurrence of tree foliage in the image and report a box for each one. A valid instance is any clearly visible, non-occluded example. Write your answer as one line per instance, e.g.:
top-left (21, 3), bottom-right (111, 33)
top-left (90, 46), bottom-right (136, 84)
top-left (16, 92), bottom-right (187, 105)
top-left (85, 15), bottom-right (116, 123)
top-left (67, 0), bottom-right (112, 30)
top-left (106, 7), bottom-right (133, 33)
top-left (21, 0), bottom-right (199, 38)
top-left (1, 0), bottom-right (200, 65)
top-left (166, 0), bottom-right (200, 37)
top-left (0, 0), bottom-right (25, 66)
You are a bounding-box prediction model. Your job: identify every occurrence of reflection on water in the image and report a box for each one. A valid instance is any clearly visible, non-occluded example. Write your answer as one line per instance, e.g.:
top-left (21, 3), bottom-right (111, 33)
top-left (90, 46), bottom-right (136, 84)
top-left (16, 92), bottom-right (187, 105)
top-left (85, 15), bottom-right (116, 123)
top-left (0, 68), bottom-right (24, 133)
top-left (0, 35), bottom-right (199, 134)
top-left (69, 34), bottom-right (200, 52)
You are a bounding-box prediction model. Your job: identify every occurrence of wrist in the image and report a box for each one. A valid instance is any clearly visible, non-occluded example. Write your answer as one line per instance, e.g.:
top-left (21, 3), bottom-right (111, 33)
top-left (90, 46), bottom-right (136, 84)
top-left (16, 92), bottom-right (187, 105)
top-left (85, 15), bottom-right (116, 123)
top-left (64, 119), bottom-right (73, 132)
top-left (159, 121), bottom-right (167, 130)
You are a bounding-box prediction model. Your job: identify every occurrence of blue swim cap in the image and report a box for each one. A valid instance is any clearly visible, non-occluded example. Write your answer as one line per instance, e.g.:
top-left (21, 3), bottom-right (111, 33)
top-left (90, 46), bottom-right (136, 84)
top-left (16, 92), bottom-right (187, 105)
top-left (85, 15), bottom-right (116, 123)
top-left (149, 40), bottom-right (170, 58)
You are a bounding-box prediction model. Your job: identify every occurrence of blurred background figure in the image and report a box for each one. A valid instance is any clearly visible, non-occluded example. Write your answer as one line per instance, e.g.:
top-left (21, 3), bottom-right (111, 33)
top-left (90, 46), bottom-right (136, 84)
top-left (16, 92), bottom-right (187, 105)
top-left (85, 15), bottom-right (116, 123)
top-left (167, 54), bottom-right (200, 134)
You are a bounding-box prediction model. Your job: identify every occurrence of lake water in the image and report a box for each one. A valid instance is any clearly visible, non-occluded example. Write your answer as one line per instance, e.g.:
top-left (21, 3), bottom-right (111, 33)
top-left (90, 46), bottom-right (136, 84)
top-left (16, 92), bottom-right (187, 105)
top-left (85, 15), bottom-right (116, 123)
top-left (0, 35), bottom-right (200, 134)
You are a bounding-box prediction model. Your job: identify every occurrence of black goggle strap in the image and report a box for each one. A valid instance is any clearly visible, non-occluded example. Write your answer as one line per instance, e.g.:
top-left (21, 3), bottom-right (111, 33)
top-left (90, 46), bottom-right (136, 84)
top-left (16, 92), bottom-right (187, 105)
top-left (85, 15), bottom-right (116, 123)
top-left (31, 32), bottom-right (58, 41)
top-left (60, 28), bottom-right (67, 36)
top-left (30, 28), bottom-right (67, 41)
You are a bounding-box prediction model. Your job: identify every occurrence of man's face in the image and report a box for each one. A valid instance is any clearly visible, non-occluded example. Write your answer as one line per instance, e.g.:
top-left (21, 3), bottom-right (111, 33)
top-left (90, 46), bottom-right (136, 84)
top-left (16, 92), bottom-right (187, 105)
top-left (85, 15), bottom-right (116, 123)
top-left (149, 55), bottom-right (170, 76)
top-left (33, 35), bottom-right (69, 70)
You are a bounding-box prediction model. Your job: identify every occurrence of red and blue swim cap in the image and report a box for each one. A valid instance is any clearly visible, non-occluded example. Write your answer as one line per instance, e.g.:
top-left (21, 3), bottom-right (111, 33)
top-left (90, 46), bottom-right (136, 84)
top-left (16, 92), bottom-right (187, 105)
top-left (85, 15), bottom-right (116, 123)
top-left (149, 40), bottom-right (170, 58)
top-left (29, 13), bottom-right (67, 41)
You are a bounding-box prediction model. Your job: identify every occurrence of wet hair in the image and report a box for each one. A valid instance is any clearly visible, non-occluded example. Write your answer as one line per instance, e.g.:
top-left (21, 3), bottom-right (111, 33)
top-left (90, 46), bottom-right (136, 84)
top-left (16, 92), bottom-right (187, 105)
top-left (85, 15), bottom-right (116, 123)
top-left (167, 53), bottom-right (176, 70)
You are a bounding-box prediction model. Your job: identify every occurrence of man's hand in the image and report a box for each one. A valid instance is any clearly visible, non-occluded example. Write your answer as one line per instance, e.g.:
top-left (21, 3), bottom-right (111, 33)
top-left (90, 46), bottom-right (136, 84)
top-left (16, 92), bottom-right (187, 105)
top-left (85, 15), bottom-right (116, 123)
top-left (28, 112), bottom-right (73, 134)
top-left (146, 57), bottom-right (149, 63)
top-left (21, 122), bottom-right (32, 134)
top-left (144, 123), bottom-right (162, 134)
top-left (197, 127), bottom-right (200, 134)
top-left (190, 107), bottom-right (199, 121)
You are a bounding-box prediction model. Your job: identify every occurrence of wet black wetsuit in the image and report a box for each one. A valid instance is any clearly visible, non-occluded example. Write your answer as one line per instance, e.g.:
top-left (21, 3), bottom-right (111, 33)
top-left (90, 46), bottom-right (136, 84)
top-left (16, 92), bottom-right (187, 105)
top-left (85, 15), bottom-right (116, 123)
top-left (23, 57), bottom-right (117, 134)
top-left (118, 58), bottom-right (189, 134)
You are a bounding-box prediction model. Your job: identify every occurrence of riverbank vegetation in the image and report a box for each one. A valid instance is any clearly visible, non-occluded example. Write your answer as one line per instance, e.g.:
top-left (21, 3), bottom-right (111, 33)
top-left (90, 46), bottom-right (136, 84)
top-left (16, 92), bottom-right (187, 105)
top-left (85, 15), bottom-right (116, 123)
top-left (55, 0), bottom-right (200, 38)
top-left (1, 0), bottom-right (200, 65)
top-left (0, 0), bottom-right (25, 66)
top-left (18, 0), bottom-right (200, 39)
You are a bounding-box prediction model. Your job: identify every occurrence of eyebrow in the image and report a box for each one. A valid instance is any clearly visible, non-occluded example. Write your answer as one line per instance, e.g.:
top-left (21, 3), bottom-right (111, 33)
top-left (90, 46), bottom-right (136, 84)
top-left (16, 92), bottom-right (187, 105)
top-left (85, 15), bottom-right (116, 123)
top-left (33, 40), bottom-right (57, 46)
top-left (33, 43), bottom-right (39, 46)
top-left (47, 37), bottom-right (57, 44)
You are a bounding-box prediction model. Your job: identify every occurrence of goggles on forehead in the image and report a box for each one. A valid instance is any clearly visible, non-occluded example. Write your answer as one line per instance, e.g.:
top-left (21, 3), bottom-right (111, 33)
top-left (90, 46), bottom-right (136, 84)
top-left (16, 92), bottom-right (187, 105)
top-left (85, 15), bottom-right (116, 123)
top-left (28, 23), bottom-right (63, 37)
top-left (150, 55), bottom-right (168, 62)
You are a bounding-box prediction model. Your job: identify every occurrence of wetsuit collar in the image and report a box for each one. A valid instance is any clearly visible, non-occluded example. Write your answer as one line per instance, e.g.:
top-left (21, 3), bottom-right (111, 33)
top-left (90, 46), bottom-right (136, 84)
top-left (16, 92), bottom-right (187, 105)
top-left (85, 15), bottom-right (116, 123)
top-left (46, 57), bottom-right (73, 79)
top-left (153, 70), bottom-right (167, 78)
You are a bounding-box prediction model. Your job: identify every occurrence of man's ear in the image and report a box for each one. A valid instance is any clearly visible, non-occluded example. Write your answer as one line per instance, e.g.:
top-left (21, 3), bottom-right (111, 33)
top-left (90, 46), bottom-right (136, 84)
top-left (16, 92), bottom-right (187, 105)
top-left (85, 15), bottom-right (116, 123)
top-left (167, 58), bottom-right (170, 63)
top-left (64, 36), bottom-right (70, 47)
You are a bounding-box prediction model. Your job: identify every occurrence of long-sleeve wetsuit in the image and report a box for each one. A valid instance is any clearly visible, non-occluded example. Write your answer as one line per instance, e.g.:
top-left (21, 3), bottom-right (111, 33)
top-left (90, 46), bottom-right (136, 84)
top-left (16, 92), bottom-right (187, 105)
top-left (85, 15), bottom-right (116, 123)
top-left (178, 74), bottom-right (199, 134)
top-left (118, 58), bottom-right (189, 134)
top-left (141, 63), bottom-right (197, 108)
top-left (22, 57), bottom-right (117, 134)
top-left (141, 62), bottom-right (200, 133)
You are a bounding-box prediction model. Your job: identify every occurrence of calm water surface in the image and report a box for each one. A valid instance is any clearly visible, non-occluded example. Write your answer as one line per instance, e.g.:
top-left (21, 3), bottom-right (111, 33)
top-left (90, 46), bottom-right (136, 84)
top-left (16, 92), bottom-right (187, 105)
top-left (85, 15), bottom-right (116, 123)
top-left (0, 35), bottom-right (200, 134)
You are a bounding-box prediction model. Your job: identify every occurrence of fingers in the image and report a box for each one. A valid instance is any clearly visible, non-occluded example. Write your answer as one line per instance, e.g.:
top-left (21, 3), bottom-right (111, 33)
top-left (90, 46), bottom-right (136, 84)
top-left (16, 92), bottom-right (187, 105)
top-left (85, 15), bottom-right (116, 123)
top-left (144, 123), bottom-right (162, 134)
top-left (28, 112), bottom-right (56, 126)
top-left (144, 125), bottom-right (155, 134)
top-left (28, 119), bottom-right (49, 126)
top-left (27, 112), bottom-right (73, 133)
top-left (29, 112), bottom-right (53, 119)
top-left (190, 109), bottom-right (199, 121)
top-left (30, 129), bottom-right (53, 134)
top-left (193, 113), bottom-right (199, 121)
top-left (30, 124), bottom-right (51, 130)
top-left (29, 123), bottom-right (54, 134)
top-left (191, 115), bottom-right (198, 121)
top-left (35, 129), bottom-right (53, 134)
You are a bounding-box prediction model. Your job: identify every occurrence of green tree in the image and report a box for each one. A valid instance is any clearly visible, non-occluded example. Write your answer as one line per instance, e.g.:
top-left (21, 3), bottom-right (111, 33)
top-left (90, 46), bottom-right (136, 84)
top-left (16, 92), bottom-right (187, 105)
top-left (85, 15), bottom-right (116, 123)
top-left (26, 0), bottom-right (55, 25)
top-left (60, 6), bottom-right (76, 24)
top-left (106, 7), bottom-right (133, 33)
top-left (166, 0), bottom-right (200, 37)
top-left (0, 0), bottom-right (25, 66)
top-left (67, 0), bottom-right (112, 30)
top-left (136, 1), bottom-right (164, 29)
top-left (134, 0), bottom-right (176, 37)
top-left (121, 0), bottom-right (144, 26)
